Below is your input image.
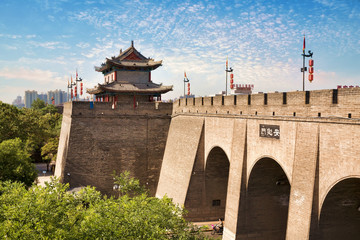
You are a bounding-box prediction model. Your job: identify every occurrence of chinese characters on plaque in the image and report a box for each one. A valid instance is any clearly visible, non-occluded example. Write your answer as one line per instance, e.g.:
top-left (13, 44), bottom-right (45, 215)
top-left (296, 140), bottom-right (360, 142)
top-left (259, 124), bottom-right (280, 139)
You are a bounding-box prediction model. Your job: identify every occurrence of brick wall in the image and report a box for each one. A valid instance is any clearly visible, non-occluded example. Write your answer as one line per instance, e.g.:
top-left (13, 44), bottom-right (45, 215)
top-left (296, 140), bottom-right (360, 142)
top-left (55, 101), bottom-right (172, 196)
top-left (174, 88), bottom-right (360, 118)
top-left (158, 88), bottom-right (360, 239)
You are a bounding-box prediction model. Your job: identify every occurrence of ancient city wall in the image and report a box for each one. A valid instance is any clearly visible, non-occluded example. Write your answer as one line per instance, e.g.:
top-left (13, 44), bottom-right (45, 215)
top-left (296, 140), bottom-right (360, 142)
top-left (55, 101), bottom-right (172, 196)
top-left (174, 88), bottom-right (360, 118)
top-left (157, 88), bottom-right (360, 239)
top-left (55, 88), bottom-right (360, 239)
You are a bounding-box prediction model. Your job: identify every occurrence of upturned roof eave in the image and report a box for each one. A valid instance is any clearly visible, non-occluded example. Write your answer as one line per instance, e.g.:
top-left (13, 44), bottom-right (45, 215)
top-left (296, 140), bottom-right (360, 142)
top-left (95, 60), bottom-right (162, 72)
top-left (87, 83), bottom-right (173, 95)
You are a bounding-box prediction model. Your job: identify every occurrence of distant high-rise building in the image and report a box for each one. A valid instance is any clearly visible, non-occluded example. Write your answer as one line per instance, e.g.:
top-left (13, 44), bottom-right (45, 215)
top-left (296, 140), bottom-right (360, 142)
top-left (12, 96), bottom-right (24, 108)
top-left (23, 89), bottom-right (67, 107)
top-left (38, 93), bottom-right (48, 103)
top-left (24, 90), bottom-right (38, 108)
top-left (47, 89), bottom-right (67, 105)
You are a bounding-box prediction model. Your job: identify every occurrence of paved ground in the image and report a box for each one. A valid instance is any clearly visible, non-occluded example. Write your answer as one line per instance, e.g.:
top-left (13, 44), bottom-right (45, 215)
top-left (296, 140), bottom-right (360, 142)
top-left (35, 163), bottom-right (53, 187)
top-left (193, 221), bottom-right (224, 239)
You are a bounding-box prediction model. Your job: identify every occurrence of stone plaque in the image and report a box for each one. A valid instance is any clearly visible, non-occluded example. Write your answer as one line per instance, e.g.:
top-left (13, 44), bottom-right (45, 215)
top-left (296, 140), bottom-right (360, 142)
top-left (259, 124), bottom-right (280, 139)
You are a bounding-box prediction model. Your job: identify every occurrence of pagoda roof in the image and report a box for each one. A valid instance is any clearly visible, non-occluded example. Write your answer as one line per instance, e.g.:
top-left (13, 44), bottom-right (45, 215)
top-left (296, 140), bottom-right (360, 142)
top-left (95, 41), bottom-right (162, 72)
top-left (87, 81), bottom-right (173, 95)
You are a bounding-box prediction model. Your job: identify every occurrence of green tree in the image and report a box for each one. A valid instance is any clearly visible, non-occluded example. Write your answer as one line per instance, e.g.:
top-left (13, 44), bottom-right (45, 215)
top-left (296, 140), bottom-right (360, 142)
top-left (0, 102), bottom-right (62, 164)
top-left (41, 104), bottom-right (59, 115)
top-left (0, 138), bottom-right (37, 187)
top-left (19, 108), bottom-right (46, 162)
top-left (31, 98), bottom-right (46, 110)
top-left (41, 136), bottom-right (59, 170)
top-left (113, 170), bottom-right (146, 196)
top-left (0, 174), bottom-right (208, 239)
top-left (0, 180), bottom-right (85, 239)
top-left (0, 102), bottom-right (22, 142)
top-left (19, 104), bottom-right (62, 163)
top-left (32, 98), bottom-right (59, 115)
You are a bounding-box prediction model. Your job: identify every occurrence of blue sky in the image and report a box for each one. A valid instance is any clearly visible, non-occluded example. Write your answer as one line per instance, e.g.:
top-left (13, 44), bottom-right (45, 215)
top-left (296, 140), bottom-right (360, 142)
top-left (0, 0), bottom-right (359, 103)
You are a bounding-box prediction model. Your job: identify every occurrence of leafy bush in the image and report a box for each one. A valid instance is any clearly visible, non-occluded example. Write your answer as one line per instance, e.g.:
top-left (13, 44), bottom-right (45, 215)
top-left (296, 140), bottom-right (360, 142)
top-left (0, 174), bottom-right (208, 239)
top-left (0, 138), bottom-right (37, 187)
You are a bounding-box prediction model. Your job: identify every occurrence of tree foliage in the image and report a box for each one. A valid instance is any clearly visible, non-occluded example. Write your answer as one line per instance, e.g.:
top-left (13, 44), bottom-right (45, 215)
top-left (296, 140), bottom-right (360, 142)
top-left (113, 170), bottom-right (146, 196)
top-left (0, 138), bottom-right (37, 187)
top-left (31, 98), bottom-right (46, 110)
top-left (0, 102), bottom-right (22, 142)
top-left (0, 101), bottom-right (61, 159)
top-left (0, 174), bottom-right (208, 239)
top-left (41, 137), bottom-right (59, 163)
top-left (0, 101), bottom-right (62, 185)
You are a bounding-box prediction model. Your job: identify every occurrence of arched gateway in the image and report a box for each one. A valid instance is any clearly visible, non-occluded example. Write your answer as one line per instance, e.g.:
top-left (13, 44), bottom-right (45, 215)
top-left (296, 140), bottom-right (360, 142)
top-left (244, 158), bottom-right (290, 239)
top-left (317, 178), bottom-right (360, 240)
top-left (185, 146), bottom-right (230, 221)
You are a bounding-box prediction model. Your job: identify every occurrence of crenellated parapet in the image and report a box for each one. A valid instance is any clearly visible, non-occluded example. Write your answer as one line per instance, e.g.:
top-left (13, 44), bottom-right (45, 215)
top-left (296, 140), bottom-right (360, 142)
top-left (64, 101), bottom-right (172, 118)
top-left (173, 88), bottom-right (360, 119)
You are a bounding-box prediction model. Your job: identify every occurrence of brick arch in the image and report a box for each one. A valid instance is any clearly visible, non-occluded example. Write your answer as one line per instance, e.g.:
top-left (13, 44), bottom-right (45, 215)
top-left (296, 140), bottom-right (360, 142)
top-left (204, 146), bottom-right (230, 220)
top-left (205, 145), bottom-right (230, 169)
top-left (184, 146), bottom-right (230, 222)
top-left (245, 157), bottom-right (291, 239)
top-left (248, 155), bottom-right (291, 186)
top-left (320, 175), bottom-right (360, 214)
top-left (317, 176), bottom-right (360, 240)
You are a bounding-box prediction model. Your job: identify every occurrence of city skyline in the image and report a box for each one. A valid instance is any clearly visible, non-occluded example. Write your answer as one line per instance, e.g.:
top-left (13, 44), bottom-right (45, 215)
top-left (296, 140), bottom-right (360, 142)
top-left (0, 0), bottom-right (359, 104)
top-left (23, 89), bottom-right (68, 108)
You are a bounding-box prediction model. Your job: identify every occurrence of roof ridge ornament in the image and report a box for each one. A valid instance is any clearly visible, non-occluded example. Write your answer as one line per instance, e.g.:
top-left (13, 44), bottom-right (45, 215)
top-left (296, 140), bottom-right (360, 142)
top-left (131, 40), bottom-right (134, 47)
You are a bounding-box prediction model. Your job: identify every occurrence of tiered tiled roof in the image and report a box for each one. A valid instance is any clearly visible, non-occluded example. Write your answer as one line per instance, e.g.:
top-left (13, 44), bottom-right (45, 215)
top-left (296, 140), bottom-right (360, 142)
top-left (87, 81), bottom-right (173, 95)
top-left (94, 41), bottom-right (162, 72)
top-left (88, 41), bottom-right (172, 96)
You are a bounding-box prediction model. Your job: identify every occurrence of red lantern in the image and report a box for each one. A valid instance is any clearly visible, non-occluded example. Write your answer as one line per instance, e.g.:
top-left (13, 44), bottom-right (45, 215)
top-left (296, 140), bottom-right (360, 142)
top-left (309, 74), bottom-right (314, 82)
top-left (309, 59), bottom-right (314, 66)
top-left (187, 83), bottom-right (190, 95)
top-left (80, 82), bottom-right (83, 95)
top-left (309, 67), bottom-right (314, 74)
top-left (71, 89), bottom-right (73, 99)
top-left (75, 86), bottom-right (77, 97)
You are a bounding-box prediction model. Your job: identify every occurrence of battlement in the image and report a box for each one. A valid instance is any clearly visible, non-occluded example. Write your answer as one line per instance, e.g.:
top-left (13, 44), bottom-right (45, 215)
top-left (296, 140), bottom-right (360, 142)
top-left (64, 101), bottom-right (173, 118)
top-left (173, 88), bottom-right (360, 119)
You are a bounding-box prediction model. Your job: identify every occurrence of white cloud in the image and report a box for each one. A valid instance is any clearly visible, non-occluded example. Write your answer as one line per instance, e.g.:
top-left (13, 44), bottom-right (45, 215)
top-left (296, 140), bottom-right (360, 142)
top-left (0, 86), bottom-right (29, 104)
top-left (25, 34), bottom-right (36, 39)
top-left (18, 57), bottom-right (67, 65)
top-left (0, 34), bottom-right (22, 39)
top-left (30, 41), bottom-right (70, 50)
top-left (76, 42), bottom-right (90, 48)
top-left (0, 67), bottom-right (70, 103)
top-left (1, 0), bottom-right (359, 103)
top-left (0, 67), bottom-right (64, 85)
top-left (5, 45), bottom-right (17, 50)
top-left (307, 70), bottom-right (358, 89)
